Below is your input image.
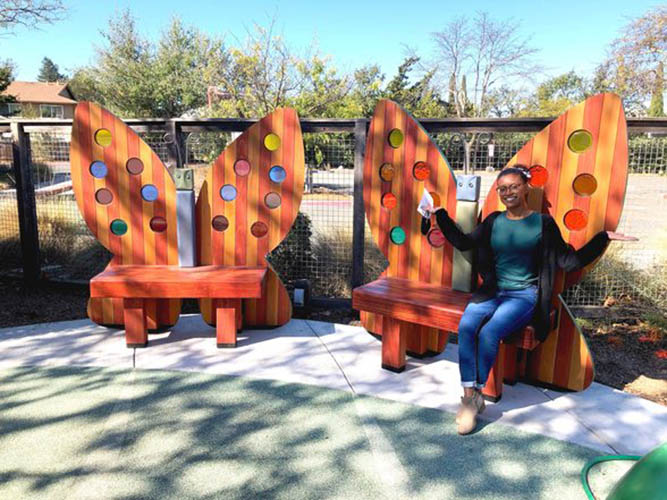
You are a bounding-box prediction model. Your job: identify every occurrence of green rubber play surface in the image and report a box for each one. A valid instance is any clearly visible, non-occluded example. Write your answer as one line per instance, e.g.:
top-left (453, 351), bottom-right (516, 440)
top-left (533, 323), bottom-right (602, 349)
top-left (0, 366), bottom-right (613, 499)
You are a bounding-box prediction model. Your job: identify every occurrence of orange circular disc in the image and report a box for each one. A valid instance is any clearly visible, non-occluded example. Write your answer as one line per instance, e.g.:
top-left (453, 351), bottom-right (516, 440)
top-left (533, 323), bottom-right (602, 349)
top-left (529, 165), bottom-right (548, 187)
top-left (413, 161), bottom-right (430, 181)
top-left (573, 173), bottom-right (598, 196)
top-left (379, 163), bottom-right (394, 182)
top-left (564, 209), bottom-right (588, 231)
top-left (430, 192), bottom-right (441, 207)
top-left (381, 192), bottom-right (397, 210)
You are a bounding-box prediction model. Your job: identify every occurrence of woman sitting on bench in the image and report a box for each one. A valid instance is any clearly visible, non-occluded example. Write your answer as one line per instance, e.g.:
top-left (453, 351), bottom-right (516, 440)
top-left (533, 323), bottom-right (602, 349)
top-left (421, 166), bottom-right (636, 435)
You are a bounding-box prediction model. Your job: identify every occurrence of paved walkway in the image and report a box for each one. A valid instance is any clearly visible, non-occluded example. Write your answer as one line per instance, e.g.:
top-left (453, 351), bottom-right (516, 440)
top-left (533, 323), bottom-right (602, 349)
top-left (1, 315), bottom-right (665, 455)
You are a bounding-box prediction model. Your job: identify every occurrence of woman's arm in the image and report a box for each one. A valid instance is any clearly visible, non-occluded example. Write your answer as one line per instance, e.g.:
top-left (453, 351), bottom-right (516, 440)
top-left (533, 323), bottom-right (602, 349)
top-left (549, 218), bottom-right (610, 271)
top-left (422, 208), bottom-right (486, 251)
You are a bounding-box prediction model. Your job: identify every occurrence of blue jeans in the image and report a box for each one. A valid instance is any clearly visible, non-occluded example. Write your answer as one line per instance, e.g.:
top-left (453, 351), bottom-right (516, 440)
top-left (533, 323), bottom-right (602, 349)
top-left (458, 286), bottom-right (538, 389)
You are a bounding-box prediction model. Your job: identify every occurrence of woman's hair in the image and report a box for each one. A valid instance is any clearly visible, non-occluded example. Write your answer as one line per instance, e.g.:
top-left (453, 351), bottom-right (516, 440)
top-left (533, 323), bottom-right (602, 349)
top-left (497, 165), bottom-right (531, 183)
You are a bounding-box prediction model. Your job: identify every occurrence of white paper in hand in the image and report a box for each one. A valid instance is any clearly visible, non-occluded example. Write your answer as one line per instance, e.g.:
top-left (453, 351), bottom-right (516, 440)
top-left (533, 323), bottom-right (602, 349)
top-left (417, 188), bottom-right (434, 217)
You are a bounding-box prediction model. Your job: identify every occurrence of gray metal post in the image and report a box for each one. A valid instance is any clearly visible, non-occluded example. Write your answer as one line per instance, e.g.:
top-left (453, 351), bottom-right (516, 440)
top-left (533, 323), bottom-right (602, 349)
top-left (10, 122), bottom-right (41, 284)
top-left (351, 119), bottom-right (367, 290)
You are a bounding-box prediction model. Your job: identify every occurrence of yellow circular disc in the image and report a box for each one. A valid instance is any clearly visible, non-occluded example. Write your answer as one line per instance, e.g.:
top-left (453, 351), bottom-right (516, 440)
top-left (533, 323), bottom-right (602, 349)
top-left (572, 173), bottom-right (598, 196)
top-left (388, 129), bottom-right (403, 148)
top-left (264, 133), bottom-right (281, 151)
top-left (568, 129), bottom-right (593, 154)
top-left (95, 129), bottom-right (112, 147)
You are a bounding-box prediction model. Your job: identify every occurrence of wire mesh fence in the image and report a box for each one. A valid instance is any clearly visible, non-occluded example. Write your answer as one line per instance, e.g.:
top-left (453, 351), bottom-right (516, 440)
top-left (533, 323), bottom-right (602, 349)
top-left (0, 124), bottom-right (664, 315)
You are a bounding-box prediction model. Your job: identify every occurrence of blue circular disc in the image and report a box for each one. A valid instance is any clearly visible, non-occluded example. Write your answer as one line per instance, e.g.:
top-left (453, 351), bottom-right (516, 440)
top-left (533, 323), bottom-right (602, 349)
top-left (220, 184), bottom-right (237, 201)
top-left (89, 161), bottom-right (108, 179)
top-left (141, 184), bottom-right (159, 202)
top-left (269, 166), bottom-right (287, 183)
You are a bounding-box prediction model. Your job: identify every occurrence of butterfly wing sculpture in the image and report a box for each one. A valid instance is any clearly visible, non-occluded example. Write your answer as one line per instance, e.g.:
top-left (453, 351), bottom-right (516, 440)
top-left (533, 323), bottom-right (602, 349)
top-left (482, 92), bottom-right (628, 391)
top-left (70, 102), bottom-right (304, 330)
top-left (360, 99), bottom-right (461, 355)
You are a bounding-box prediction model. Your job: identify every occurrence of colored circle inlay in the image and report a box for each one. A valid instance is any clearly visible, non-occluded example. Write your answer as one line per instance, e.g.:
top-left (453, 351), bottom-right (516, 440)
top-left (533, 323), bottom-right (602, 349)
top-left (251, 221), bottom-right (268, 238)
top-left (141, 184), bottom-right (159, 202)
top-left (95, 188), bottom-right (113, 205)
top-left (90, 161), bottom-right (108, 179)
top-left (269, 166), bottom-right (287, 183)
top-left (150, 216), bottom-right (167, 232)
top-left (220, 184), bottom-right (237, 201)
top-left (427, 228), bottom-right (446, 248)
top-left (379, 163), bottom-right (394, 182)
top-left (413, 161), bottom-right (430, 181)
top-left (381, 193), bottom-right (397, 210)
top-left (211, 215), bottom-right (229, 232)
top-left (388, 129), bottom-right (403, 148)
top-left (390, 226), bottom-right (406, 245)
top-left (564, 209), bottom-right (588, 231)
top-left (430, 192), bottom-right (441, 208)
top-left (234, 159), bottom-right (251, 176)
top-left (573, 173), bottom-right (598, 196)
top-left (568, 129), bottom-right (593, 154)
top-left (265, 192), bottom-right (281, 209)
top-left (94, 128), bottom-right (112, 147)
top-left (264, 133), bottom-right (281, 151)
top-left (110, 219), bottom-right (127, 236)
top-left (126, 157), bottom-right (144, 175)
top-left (528, 165), bottom-right (548, 187)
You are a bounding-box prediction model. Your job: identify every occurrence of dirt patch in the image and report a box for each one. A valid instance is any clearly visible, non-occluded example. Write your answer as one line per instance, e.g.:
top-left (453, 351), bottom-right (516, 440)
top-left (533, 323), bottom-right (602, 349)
top-left (0, 278), bottom-right (664, 406)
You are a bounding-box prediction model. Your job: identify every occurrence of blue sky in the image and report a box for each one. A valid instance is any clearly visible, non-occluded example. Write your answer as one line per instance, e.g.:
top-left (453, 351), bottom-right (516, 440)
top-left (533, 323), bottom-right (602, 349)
top-left (2, 0), bottom-right (660, 88)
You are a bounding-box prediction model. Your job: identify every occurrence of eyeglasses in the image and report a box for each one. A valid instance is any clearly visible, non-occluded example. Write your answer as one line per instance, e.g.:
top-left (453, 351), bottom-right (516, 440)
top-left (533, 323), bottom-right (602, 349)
top-left (496, 183), bottom-right (524, 195)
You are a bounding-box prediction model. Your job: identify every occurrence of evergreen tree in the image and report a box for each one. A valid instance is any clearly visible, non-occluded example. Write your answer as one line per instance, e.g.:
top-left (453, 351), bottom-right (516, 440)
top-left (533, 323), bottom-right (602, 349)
top-left (37, 57), bottom-right (64, 82)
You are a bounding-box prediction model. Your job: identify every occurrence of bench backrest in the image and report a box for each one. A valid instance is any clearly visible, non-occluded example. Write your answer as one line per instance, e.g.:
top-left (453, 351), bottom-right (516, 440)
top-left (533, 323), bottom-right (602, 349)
top-left (482, 93), bottom-right (628, 391)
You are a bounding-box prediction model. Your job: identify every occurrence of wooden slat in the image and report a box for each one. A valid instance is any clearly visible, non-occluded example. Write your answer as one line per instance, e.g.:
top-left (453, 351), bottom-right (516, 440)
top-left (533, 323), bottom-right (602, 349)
top-left (91, 265), bottom-right (267, 298)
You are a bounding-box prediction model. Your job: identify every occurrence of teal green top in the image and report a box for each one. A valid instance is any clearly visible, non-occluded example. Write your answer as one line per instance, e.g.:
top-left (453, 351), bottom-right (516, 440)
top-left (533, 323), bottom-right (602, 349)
top-left (491, 212), bottom-right (542, 290)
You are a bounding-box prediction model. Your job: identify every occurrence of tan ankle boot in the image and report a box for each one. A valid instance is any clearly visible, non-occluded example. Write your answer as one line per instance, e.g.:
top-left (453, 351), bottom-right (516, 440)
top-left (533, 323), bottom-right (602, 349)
top-left (456, 390), bottom-right (485, 424)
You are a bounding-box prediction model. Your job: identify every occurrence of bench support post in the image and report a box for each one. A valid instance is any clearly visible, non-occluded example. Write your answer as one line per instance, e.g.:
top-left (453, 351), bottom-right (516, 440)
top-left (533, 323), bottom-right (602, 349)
top-left (123, 298), bottom-right (148, 348)
top-left (216, 299), bottom-right (240, 348)
top-left (482, 343), bottom-right (506, 402)
top-left (381, 317), bottom-right (406, 373)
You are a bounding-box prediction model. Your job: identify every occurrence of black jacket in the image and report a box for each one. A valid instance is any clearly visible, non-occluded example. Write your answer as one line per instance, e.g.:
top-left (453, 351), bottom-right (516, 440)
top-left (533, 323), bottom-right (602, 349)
top-left (422, 209), bottom-right (610, 341)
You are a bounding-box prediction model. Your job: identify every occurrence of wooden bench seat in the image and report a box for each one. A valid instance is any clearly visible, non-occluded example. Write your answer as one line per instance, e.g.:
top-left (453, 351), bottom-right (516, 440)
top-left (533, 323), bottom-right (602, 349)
top-left (353, 276), bottom-right (541, 401)
top-left (91, 265), bottom-right (267, 348)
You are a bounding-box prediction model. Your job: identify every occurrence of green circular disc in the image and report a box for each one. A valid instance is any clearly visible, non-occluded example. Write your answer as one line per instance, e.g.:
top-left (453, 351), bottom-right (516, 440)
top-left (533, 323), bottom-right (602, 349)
top-left (390, 226), bottom-right (406, 245)
top-left (568, 129), bottom-right (593, 153)
top-left (110, 219), bottom-right (128, 236)
top-left (388, 129), bottom-right (404, 148)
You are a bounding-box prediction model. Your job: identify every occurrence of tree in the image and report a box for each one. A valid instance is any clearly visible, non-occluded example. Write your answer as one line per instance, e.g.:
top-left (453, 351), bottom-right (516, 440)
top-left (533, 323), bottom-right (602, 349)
top-left (0, 0), bottom-right (65, 34)
top-left (383, 56), bottom-right (446, 118)
top-left (36, 56), bottom-right (64, 82)
top-left (0, 60), bottom-right (16, 103)
top-left (596, 6), bottom-right (666, 115)
top-left (520, 71), bottom-right (589, 117)
top-left (648, 62), bottom-right (665, 117)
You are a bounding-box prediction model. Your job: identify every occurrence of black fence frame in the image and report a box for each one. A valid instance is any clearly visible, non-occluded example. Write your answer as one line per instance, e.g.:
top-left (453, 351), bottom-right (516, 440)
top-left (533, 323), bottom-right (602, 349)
top-left (2, 116), bottom-right (666, 286)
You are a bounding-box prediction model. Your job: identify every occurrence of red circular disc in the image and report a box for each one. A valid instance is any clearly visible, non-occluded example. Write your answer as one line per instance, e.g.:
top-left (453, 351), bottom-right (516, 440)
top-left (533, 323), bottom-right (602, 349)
top-left (251, 221), bottom-right (268, 238)
top-left (234, 159), bottom-right (251, 176)
top-left (413, 161), bottom-right (430, 181)
top-left (564, 209), bottom-right (588, 231)
top-left (95, 188), bottom-right (113, 205)
top-left (427, 228), bottom-right (446, 248)
top-left (211, 215), bottom-right (229, 232)
top-left (529, 165), bottom-right (548, 187)
top-left (381, 193), bottom-right (397, 210)
top-left (150, 216), bottom-right (167, 232)
top-left (126, 157), bottom-right (144, 175)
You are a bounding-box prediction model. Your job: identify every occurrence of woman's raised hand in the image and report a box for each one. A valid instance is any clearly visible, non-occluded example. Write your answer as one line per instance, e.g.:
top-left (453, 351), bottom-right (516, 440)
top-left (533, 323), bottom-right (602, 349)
top-left (606, 231), bottom-right (638, 241)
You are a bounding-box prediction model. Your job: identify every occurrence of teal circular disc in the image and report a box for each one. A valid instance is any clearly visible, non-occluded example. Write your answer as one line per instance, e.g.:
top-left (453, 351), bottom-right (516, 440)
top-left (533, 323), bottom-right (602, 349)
top-left (390, 226), bottom-right (406, 245)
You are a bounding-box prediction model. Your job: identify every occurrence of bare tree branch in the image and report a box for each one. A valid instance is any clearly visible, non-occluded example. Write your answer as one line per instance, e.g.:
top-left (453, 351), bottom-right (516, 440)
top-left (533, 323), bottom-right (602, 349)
top-left (0, 0), bottom-right (65, 34)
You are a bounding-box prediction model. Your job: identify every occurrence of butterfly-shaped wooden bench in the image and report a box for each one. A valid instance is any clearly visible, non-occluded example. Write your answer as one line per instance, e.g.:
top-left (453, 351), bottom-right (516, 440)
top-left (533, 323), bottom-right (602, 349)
top-left (353, 95), bottom-right (627, 401)
top-left (70, 102), bottom-right (304, 347)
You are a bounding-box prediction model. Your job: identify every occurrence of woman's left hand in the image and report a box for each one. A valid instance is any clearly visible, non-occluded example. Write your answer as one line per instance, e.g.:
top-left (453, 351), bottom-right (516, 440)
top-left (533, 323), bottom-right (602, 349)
top-left (606, 231), bottom-right (638, 241)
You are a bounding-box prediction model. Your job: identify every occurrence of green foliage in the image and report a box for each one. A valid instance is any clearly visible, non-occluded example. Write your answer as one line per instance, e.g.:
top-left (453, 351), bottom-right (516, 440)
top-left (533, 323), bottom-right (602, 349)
top-left (0, 59), bottom-right (15, 104)
top-left (648, 62), bottom-right (665, 117)
top-left (36, 57), bottom-right (64, 82)
top-left (267, 212), bottom-right (316, 285)
top-left (520, 71), bottom-right (590, 117)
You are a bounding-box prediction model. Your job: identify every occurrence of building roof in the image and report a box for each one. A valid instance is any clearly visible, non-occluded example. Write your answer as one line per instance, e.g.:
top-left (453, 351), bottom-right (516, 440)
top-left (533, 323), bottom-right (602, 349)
top-left (2, 81), bottom-right (77, 105)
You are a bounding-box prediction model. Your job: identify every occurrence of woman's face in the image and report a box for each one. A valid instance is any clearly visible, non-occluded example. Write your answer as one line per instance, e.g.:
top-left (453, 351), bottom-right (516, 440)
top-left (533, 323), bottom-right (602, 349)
top-left (496, 173), bottom-right (528, 209)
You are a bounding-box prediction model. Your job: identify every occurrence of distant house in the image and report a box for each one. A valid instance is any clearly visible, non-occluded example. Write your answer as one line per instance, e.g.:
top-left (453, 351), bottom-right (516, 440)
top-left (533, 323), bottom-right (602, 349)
top-left (0, 81), bottom-right (77, 119)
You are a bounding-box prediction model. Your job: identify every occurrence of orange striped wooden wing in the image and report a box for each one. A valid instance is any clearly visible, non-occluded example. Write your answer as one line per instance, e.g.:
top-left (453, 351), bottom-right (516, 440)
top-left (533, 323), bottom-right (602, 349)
top-left (482, 93), bottom-right (628, 391)
top-left (70, 102), bottom-right (181, 328)
top-left (361, 99), bottom-right (458, 353)
top-left (196, 108), bottom-right (305, 327)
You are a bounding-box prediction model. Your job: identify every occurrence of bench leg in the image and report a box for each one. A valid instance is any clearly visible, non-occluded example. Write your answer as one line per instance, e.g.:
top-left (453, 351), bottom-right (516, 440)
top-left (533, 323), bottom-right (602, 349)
top-left (482, 343), bottom-right (505, 402)
top-left (123, 298), bottom-right (147, 348)
top-left (216, 299), bottom-right (239, 348)
top-left (503, 343), bottom-right (519, 386)
top-left (406, 323), bottom-right (430, 358)
top-left (381, 317), bottom-right (406, 373)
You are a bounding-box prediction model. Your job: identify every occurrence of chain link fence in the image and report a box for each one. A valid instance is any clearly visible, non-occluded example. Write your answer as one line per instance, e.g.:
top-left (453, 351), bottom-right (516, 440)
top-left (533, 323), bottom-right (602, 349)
top-left (1, 125), bottom-right (664, 315)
